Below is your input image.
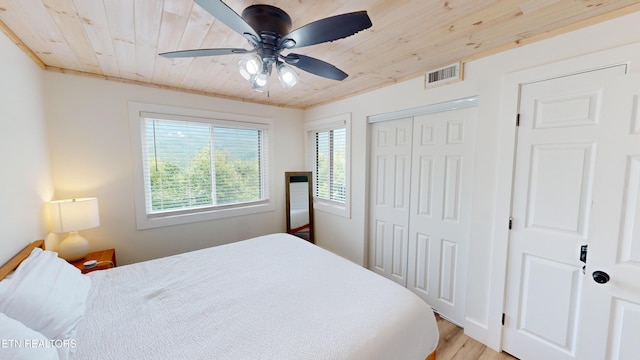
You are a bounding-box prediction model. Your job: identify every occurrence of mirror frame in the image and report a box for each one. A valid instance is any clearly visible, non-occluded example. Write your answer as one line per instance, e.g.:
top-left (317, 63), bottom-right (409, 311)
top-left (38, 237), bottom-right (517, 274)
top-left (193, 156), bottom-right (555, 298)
top-left (285, 171), bottom-right (314, 244)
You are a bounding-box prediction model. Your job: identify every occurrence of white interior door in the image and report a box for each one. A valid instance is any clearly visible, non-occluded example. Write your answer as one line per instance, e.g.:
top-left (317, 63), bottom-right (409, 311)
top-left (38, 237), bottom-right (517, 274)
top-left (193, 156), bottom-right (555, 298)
top-left (369, 118), bottom-right (413, 286)
top-left (406, 107), bottom-right (477, 326)
top-left (502, 65), bottom-right (628, 360)
top-left (576, 73), bottom-right (640, 360)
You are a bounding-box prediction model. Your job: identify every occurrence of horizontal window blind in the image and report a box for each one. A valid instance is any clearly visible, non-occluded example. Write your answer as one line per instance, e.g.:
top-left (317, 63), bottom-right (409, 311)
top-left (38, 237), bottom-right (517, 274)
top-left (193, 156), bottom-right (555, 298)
top-left (142, 117), bottom-right (267, 214)
top-left (315, 127), bottom-right (346, 203)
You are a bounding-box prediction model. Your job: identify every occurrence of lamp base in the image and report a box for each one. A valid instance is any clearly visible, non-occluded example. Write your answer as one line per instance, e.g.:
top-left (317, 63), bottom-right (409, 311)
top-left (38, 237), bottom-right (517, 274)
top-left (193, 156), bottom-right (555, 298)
top-left (57, 231), bottom-right (90, 261)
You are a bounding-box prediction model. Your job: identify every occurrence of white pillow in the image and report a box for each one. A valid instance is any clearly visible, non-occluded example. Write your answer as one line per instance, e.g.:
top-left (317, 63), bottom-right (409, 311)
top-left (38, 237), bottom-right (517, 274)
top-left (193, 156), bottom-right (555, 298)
top-left (0, 248), bottom-right (91, 341)
top-left (0, 313), bottom-right (59, 360)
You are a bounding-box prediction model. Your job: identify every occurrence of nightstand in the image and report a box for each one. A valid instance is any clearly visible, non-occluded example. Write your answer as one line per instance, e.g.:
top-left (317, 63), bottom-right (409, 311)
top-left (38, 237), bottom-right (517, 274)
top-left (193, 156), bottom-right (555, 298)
top-left (69, 249), bottom-right (116, 274)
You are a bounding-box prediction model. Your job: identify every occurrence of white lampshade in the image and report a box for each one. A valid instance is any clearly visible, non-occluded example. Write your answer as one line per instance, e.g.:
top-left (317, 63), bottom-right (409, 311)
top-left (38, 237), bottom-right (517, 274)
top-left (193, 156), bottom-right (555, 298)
top-left (251, 72), bottom-right (270, 92)
top-left (47, 198), bottom-right (100, 261)
top-left (237, 54), bottom-right (262, 81)
top-left (277, 62), bottom-right (299, 88)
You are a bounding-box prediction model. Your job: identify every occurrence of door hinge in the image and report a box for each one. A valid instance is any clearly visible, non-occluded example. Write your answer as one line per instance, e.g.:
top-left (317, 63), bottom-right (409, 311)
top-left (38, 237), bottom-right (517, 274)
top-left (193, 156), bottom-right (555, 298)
top-left (508, 217), bottom-right (513, 230)
top-left (502, 313), bottom-right (506, 326)
top-left (516, 113), bottom-right (520, 127)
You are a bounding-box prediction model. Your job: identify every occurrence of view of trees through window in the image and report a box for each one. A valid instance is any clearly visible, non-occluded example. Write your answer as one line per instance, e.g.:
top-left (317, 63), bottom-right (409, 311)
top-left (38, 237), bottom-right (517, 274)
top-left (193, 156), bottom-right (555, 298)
top-left (315, 128), bottom-right (346, 203)
top-left (144, 118), bottom-right (264, 213)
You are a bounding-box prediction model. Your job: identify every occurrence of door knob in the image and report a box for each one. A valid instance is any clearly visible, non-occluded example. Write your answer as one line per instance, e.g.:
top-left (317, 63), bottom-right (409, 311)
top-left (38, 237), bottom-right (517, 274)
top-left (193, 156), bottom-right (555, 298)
top-left (592, 270), bottom-right (610, 284)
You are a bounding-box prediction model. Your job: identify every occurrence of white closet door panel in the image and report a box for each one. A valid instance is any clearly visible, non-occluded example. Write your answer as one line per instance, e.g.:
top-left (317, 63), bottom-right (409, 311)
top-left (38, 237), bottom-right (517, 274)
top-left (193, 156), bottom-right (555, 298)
top-left (412, 233), bottom-right (432, 295)
top-left (369, 118), bottom-right (412, 286)
top-left (416, 156), bottom-right (434, 217)
top-left (407, 107), bottom-right (477, 325)
top-left (443, 155), bottom-right (463, 222)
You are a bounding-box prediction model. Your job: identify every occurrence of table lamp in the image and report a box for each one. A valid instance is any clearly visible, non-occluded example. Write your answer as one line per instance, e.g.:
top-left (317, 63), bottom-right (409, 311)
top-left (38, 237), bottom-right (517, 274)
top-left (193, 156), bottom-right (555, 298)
top-left (47, 198), bottom-right (100, 261)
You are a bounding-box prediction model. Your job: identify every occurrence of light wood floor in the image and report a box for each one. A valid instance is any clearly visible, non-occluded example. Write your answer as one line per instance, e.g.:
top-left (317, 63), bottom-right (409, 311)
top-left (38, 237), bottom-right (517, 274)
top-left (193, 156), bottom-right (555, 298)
top-left (435, 315), bottom-right (518, 360)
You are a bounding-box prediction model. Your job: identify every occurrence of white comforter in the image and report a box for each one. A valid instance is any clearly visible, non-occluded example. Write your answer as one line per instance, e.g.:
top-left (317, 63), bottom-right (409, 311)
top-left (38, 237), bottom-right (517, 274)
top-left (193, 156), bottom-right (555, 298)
top-left (72, 233), bottom-right (438, 359)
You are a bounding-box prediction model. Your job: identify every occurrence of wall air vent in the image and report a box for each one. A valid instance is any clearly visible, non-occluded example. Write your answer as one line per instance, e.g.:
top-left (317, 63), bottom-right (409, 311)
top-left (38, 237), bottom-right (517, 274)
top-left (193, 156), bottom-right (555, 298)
top-left (425, 62), bottom-right (463, 89)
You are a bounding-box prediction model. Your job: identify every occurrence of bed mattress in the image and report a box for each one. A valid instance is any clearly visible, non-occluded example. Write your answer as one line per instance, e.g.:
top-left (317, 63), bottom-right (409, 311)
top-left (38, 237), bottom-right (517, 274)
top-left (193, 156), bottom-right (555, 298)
top-left (72, 233), bottom-right (438, 359)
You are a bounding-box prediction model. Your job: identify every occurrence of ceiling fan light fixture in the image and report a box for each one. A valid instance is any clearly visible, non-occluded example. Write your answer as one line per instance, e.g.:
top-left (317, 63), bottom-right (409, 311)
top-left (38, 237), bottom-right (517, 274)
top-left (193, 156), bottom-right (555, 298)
top-left (251, 72), bottom-right (270, 92)
top-left (277, 62), bottom-right (299, 88)
top-left (238, 54), bottom-right (262, 81)
top-left (162, 3), bottom-right (372, 93)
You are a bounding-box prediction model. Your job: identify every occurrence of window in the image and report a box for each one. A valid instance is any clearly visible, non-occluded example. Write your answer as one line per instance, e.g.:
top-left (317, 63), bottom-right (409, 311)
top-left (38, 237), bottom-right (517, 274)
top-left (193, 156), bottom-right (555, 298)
top-left (129, 102), bottom-right (273, 229)
top-left (315, 128), bottom-right (346, 202)
top-left (306, 113), bottom-right (351, 218)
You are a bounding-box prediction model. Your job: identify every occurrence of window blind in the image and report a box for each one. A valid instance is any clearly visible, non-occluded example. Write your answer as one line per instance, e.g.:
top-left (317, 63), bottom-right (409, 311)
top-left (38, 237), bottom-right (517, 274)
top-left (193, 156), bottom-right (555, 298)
top-left (142, 117), bottom-right (267, 214)
top-left (314, 127), bottom-right (346, 203)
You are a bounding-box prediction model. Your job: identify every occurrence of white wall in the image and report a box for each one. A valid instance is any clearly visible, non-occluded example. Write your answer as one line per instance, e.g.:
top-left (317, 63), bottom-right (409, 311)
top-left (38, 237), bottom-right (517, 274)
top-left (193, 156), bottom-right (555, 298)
top-left (0, 32), bottom-right (53, 264)
top-left (306, 10), bottom-right (640, 350)
top-left (43, 72), bottom-right (305, 265)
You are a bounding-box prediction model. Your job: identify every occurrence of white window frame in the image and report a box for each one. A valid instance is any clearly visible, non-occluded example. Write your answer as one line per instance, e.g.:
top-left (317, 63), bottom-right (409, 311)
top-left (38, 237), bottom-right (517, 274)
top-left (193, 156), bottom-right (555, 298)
top-left (129, 101), bottom-right (274, 230)
top-left (305, 113), bottom-right (351, 218)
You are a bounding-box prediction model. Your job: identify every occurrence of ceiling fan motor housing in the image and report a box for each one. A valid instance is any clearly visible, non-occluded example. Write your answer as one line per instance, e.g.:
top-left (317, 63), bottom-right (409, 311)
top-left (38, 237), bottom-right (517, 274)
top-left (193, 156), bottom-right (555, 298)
top-left (242, 5), bottom-right (291, 40)
top-left (241, 5), bottom-right (293, 64)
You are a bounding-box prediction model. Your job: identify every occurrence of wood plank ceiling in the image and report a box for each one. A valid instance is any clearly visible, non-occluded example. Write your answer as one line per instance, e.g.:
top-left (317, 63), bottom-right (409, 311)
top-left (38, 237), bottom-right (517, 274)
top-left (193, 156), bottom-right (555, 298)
top-left (0, 0), bottom-right (638, 109)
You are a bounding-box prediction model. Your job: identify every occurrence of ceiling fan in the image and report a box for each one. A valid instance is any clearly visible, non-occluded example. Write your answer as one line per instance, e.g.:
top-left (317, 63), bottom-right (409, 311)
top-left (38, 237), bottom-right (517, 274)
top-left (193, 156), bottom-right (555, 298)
top-left (159, 0), bottom-right (372, 92)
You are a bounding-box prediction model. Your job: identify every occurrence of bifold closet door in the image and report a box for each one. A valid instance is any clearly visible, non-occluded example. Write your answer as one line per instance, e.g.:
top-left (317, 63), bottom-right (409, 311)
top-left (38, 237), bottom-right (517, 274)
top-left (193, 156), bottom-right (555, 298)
top-left (369, 118), bottom-right (413, 286)
top-left (406, 107), bottom-right (477, 326)
top-left (368, 107), bottom-right (477, 325)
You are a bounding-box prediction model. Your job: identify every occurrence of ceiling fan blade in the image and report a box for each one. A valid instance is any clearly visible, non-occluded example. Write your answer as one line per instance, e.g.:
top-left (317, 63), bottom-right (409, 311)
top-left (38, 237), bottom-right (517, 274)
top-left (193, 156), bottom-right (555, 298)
top-left (194, 0), bottom-right (260, 44)
top-left (283, 54), bottom-right (348, 81)
top-left (159, 48), bottom-right (252, 58)
top-left (279, 11), bottom-right (372, 49)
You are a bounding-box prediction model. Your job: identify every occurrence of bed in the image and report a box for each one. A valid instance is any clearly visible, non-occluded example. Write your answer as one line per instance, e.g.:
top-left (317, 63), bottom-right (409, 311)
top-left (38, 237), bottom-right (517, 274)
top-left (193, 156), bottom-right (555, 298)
top-left (0, 233), bottom-right (439, 360)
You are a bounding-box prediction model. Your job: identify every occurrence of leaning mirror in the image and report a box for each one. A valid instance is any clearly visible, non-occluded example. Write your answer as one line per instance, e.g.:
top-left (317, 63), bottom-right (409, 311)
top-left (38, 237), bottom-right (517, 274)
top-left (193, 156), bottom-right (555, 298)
top-left (285, 171), bottom-right (314, 243)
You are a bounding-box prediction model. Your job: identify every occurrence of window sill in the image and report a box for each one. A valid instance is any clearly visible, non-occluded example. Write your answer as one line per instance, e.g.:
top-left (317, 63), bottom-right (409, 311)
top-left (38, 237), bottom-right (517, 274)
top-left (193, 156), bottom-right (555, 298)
top-left (313, 198), bottom-right (350, 219)
top-left (135, 201), bottom-right (274, 230)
